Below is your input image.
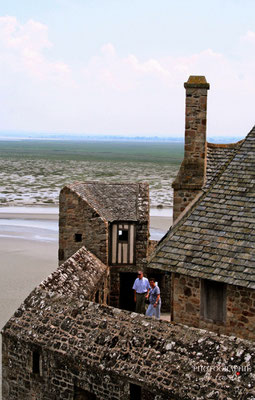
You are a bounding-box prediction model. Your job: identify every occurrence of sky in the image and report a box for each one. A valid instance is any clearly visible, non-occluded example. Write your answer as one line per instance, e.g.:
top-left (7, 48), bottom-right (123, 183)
top-left (0, 0), bottom-right (255, 138)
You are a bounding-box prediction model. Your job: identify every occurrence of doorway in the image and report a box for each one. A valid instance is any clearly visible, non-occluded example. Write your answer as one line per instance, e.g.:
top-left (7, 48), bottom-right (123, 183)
top-left (119, 272), bottom-right (137, 311)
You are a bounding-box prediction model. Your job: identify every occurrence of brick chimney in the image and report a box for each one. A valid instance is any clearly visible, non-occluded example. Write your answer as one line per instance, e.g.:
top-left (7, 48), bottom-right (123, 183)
top-left (172, 76), bottom-right (210, 221)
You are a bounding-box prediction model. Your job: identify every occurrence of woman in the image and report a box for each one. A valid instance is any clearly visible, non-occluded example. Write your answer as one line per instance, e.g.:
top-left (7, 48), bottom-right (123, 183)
top-left (145, 278), bottom-right (161, 319)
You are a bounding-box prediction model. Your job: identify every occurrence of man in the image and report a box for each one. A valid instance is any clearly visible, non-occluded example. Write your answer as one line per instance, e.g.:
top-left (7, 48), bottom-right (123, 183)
top-left (145, 278), bottom-right (161, 319)
top-left (132, 271), bottom-right (150, 314)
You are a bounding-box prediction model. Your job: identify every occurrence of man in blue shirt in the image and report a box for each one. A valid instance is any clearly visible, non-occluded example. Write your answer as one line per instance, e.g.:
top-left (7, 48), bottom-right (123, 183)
top-left (132, 270), bottom-right (150, 314)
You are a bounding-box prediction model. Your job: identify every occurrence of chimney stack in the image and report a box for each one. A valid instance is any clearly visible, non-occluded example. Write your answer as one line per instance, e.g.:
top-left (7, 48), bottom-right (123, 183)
top-left (172, 76), bottom-right (210, 221)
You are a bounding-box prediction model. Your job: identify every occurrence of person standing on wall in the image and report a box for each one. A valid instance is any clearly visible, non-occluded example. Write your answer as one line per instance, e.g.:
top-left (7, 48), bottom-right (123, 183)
top-left (146, 278), bottom-right (161, 319)
top-left (132, 270), bottom-right (150, 314)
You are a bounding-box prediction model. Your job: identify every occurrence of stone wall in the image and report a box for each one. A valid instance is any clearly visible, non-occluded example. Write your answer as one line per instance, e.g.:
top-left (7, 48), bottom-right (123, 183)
top-left (59, 187), bottom-right (108, 265)
top-left (2, 299), bottom-right (255, 400)
top-left (172, 273), bottom-right (200, 326)
top-left (172, 188), bottom-right (200, 222)
top-left (2, 336), bottom-right (162, 400)
top-left (136, 182), bottom-right (150, 263)
top-left (135, 221), bottom-right (149, 267)
top-left (172, 273), bottom-right (255, 340)
top-left (172, 76), bottom-right (210, 221)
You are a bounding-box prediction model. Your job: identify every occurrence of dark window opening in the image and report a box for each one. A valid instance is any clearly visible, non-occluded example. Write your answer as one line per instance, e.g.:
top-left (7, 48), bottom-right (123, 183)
top-left (32, 350), bottom-right (41, 374)
top-left (118, 229), bottom-right (128, 242)
top-left (130, 383), bottom-right (141, 400)
top-left (74, 386), bottom-right (97, 400)
top-left (201, 279), bottom-right (226, 323)
top-left (74, 233), bottom-right (82, 242)
top-left (95, 290), bottom-right (99, 303)
top-left (58, 249), bottom-right (64, 261)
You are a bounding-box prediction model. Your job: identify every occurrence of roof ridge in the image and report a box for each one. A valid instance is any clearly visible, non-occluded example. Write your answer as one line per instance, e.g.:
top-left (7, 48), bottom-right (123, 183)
top-left (207, 139), bottom-right (244, 149)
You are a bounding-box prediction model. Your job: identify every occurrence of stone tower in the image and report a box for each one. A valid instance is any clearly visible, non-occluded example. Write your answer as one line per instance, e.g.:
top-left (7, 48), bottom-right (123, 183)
top-left (172, 75), bottom-right (210, 221)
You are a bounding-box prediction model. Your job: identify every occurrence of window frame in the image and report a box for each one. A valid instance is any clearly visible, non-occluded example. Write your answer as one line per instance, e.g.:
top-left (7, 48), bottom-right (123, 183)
top-left (200, 279), bottom-right (227, 324)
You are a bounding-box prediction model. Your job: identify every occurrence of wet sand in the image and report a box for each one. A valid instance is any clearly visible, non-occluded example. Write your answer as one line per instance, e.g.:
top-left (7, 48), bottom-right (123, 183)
top-left (0, 229), bottom-right (58, 398)
top-left (0, 238), bottom-right (58, 329)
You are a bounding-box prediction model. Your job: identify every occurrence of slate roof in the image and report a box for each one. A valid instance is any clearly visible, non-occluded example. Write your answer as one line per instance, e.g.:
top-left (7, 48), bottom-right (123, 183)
top-left (66, 181), bottom-right (149, 222)
top-left (3, 289), bottom-right (254, 399)
top-left (205, 141), bottom-right (243, 189)
top-left (40, 246), bottom-right (108, 299)
top-left (149, 126), bottom-right (255, 289)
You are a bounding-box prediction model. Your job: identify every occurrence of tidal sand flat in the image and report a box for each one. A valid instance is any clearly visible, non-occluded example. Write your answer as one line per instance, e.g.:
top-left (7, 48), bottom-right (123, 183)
top-left (0, 210), bottom-right (59, 398)
top-left (0, 139), bottom-right (182, 207)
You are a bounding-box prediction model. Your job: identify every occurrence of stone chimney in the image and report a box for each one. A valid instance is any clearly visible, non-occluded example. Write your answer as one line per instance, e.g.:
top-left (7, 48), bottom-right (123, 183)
top-left (172, 76), bottom-right (210, 221)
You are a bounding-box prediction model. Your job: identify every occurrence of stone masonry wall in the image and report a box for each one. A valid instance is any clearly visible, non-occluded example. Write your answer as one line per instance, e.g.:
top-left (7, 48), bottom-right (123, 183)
top-left (172, 273), bottom-right (201, 327)
top-left (3, 298), bottom-right (255, 400)
top-left (172, 76), bottom-right (210, 222)
top-left (135, 222), bottom-right (149, 267)
top-left (2, 336), bottom-right (168, 400)
top-left (172, 188), bottom-right (200, 222)
top-left (59, 187), bottom-right (108, 265)
top-left (136, 182), bottom-right (150, 265)
top-left (173, 273), bottom-right (255, 340)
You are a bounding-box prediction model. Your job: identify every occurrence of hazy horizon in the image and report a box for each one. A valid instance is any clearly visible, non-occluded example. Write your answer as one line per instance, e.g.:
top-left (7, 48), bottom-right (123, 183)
top-left (0, 131), bottom-right (245, 143)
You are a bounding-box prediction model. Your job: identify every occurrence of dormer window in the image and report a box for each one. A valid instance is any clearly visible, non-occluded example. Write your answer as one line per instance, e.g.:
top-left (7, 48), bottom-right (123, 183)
top-left (110, 223), bottom-right (135, 265)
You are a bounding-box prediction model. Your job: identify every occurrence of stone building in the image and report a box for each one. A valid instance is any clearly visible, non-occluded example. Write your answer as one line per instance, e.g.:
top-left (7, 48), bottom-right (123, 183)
top-left (149, 79), bottom-right (255, 340)
top-left (2, 76), bottom-right (255, 399)
top-left (58, 181), bottom-right (150, 309)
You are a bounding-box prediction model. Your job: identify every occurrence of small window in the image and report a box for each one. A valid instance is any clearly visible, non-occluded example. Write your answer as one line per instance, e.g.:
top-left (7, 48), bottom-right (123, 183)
top-left (74, 386), bottom-right (97, 399)
top-left (32, 350), bottom-right (41, 375)
top-left (201, 279), bottom-right (226, 323)
top-left (118, 229), bottom-right (128, 242)
top-left (58, 249), bottom-right (64, 261)
top-left (130, 383), bottom-right (141, 400)
top-left (95, 290), bottom-right (100, 304)
top-left (74, 233), bottom-right (82, 242)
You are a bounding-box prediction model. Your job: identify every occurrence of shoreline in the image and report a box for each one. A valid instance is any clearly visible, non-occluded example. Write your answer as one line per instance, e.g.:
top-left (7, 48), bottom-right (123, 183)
top-left (0, 205), bottom-right (173, 230)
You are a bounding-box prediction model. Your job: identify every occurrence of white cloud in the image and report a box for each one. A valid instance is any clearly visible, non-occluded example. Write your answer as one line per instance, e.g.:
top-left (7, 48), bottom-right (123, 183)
top-left (0, 17), bottom-right (254, 137)
top-left (241, 30), bottom-right (255, 44)
top-left (0, 16), bottom-right (73, 83)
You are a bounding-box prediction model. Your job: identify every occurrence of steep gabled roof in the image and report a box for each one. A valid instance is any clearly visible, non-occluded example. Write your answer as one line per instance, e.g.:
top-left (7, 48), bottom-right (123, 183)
top-left (65, 181), bottom-right (149, 222)
top-left (149, 127), bottom-right (255, 289)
